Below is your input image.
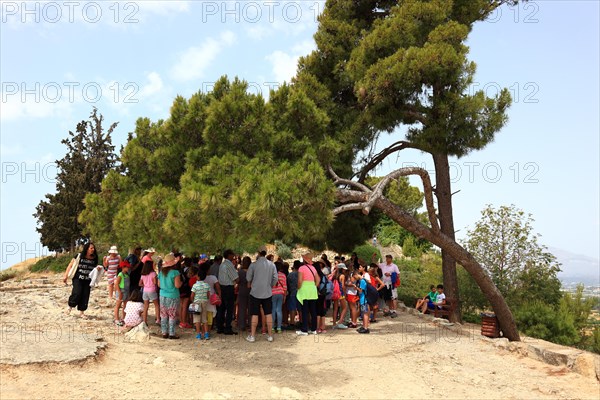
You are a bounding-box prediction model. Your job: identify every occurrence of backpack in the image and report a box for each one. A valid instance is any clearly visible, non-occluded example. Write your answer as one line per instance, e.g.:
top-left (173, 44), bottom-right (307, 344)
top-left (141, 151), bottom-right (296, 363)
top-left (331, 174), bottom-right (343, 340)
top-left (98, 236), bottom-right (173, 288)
top-left (325, 278), bottom-right (334, 300)
top-left (331, 279), bottom-right (342, 301)
top-left (364, 280), bottom-right (379, 306)
top-left (318, 275), bottom-right (329, 297)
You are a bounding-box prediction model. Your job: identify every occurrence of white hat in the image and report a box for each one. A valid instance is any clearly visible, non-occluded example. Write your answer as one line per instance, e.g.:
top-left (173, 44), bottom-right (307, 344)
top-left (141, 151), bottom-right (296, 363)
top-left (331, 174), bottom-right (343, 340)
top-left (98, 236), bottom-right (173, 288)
top-left (144, 247), bottom-right (156, 253)
top-left (108, 246), bottom-right (118, 254)
top-left (337, 263), bottom-right (347, 270)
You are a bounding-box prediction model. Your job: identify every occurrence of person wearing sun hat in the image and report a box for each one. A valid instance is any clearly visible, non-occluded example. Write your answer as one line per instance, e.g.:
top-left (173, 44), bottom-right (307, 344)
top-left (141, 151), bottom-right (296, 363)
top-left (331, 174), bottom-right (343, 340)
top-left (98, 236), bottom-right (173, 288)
top-left (142, 248), bottom-right (156, 264)
top-left (157, 254), bottom-right (183, 339)
top-left (103, 245), bottom-right (121, 302)
top-left (296, 251), bottom-right (319, 335)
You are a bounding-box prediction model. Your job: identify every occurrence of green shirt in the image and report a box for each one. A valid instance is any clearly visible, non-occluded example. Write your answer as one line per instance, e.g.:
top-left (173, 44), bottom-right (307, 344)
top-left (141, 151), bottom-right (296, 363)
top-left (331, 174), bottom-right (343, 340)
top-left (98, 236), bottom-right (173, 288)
top-left (428, 291), bottom-right (437, 302)
top-left (118, 272), bottom-right (130, 290)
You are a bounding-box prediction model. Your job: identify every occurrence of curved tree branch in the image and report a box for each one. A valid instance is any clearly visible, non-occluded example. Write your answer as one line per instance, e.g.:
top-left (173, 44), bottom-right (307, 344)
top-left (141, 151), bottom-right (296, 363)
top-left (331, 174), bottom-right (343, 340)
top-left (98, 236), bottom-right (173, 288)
top-left (367, 167), bottom-right (439, 234)
top-left (328, 165), bottom-right (371, 193)
top-left (356, 140), bottom-right (416, 183)
top-left (333, 187), bottom-right (520, 341)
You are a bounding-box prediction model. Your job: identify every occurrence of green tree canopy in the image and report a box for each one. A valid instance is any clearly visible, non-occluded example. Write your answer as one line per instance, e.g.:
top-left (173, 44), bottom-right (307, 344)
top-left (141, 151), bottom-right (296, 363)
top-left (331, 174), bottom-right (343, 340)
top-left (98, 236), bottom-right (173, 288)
top-left (35, 108), bottom-right (118, 251)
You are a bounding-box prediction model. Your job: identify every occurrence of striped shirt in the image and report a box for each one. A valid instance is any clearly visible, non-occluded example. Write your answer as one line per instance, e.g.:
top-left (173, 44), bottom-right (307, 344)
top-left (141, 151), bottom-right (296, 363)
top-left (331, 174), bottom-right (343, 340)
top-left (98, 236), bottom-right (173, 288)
top-left (105, 255), bottom-right (120, 283)
top-left (218, 259), bottom-right (238, 286)
top-left (191, 281), bottom-right (210, 303)
top-left (272, 272), bottom-right (287, 296)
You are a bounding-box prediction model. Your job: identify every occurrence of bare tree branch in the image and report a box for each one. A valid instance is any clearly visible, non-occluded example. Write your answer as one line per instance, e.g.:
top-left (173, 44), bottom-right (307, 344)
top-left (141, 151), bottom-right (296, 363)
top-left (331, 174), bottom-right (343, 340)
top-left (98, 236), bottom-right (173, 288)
top-left (356, 140), bottom-right (423, 183)
top-left (328, 165), bottom-right (371, 193)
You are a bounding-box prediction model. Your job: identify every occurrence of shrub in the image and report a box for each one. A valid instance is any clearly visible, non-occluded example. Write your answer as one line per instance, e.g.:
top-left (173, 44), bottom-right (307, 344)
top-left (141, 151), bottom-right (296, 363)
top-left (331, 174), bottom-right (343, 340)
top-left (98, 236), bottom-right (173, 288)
top-left (30, 253), bottom-right (75, 273)
top-left (514, 301), bottom-right (579, 345)
top-left (396, 254), bottom-right (442, 307)
top-left (402, 236), bottom-right (421, 258)
top-left (353, 244), bottom-right (380, 265)
top-left (274, 240), bottom-right (293, 260)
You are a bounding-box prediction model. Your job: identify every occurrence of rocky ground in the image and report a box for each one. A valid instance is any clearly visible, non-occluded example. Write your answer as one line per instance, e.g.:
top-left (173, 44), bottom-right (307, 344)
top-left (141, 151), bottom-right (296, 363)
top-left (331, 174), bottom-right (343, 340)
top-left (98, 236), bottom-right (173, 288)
top-left (0, 269), bottom-right (599, 399)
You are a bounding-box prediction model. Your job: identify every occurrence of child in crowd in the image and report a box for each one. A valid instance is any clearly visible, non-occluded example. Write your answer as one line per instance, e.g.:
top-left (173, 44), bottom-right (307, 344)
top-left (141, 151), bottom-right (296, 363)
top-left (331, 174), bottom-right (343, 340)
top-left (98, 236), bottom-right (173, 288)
top-left (421, 284), bottom-right (446, 313)
top-left (332, 263), bottom-right (348, 329)
top-left (416, 285), bottom-right (437, 311)
top-left (287, 261), bottom-right (300, 327)
top-left (123, 290), bottom-right (144, 330)
top-left (355, 271), bottom-right (370, 334)
top-left (139, 260), bottom-right (160, 325)
top-left (271, 262), bottom-right (288, 333)
top-left (113, 261), bottom-right (130, 326)
top-left (368, 264), bottom-right (384, 323)
top-left (345, 270), bottom-right (359, 328)
top-left (190, 269), bottom-right (211, 340)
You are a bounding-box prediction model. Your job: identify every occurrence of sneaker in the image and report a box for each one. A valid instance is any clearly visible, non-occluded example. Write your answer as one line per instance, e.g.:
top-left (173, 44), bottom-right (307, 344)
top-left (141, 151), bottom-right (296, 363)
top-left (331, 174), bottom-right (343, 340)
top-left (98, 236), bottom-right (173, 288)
top-left (308, 330), bottom-right (318, 335)
top-left (336, 323), bottom-right (348, 329)
top-left (267, 335), bottom-right (274, 342)
top-left (114, 320), bottom-right (124, 327)
top-left (358, 328), bottom-right (370, 334)
top-left (296, 330), bottom-right (308, 336)
top-left (245, 335), bottom-right (256, 343)
top-left (276, 328), bottom-right (282, 333)
top-left (383, 311), bottom-right (391, 317)
top-left (204, 333), bottom-right (210, 340)
top-left (390, 312), bottom-right (398, 318)
top-left (195, 333), bottom-right (202, 340)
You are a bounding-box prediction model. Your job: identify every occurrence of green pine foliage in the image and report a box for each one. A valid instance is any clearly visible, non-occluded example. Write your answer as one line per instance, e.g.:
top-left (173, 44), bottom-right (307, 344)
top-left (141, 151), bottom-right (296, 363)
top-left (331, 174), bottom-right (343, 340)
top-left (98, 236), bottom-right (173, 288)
top-left (29, 253), bottom-right (76, 273)
top-left (352, 244), bottom-right (381, 265)
top-left (35, 108), bottom-right (118, 252)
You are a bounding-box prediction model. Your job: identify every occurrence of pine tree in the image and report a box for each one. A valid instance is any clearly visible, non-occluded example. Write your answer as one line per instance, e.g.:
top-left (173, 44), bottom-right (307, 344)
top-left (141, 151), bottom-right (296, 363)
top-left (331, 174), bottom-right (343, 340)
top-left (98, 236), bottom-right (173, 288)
top-left (34, 108), bottom-right (118, 252)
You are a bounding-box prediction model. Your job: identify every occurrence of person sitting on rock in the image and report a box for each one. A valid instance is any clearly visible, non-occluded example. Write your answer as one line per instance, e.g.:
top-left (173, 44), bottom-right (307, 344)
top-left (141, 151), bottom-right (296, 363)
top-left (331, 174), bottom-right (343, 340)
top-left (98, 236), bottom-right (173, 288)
top-left (416, 285), bottom-right (437, 311)
top-left (421, 284), bottom-right (445, 314)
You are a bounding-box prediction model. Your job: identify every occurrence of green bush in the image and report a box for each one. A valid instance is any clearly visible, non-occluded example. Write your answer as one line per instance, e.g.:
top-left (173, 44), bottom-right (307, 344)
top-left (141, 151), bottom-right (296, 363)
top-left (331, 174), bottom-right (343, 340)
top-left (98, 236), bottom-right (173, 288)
top-left (514, 301), bottom-right (579, 345)
top-left (353, 244), bottom-right (380, 265)
top-left (275, 240), bottom-right (293, 260)
top-left (30, 253), bottom-right (75, 273)
top-left (402, 236), bottom-right (422, 258)
top-left (396, 253), bottom-right (442, 307)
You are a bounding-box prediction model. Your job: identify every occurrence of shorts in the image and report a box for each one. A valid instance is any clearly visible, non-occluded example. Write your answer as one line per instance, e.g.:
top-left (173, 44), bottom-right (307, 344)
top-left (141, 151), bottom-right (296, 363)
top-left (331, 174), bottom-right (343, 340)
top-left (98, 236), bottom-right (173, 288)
top-left (143, 291), bottom-right (158, 302)
top-left (249, 295), bottom-right (273, 316)
top-left (381, 286), bottom-right (392, 301)
top-left (287, 294), bottom-right (298, 311)
top-left (427, 301), bottom-right (435, 309)
top-left (192, 301), bottom-right (208, 324)
top-left (115, 289), bottom-right (129, 301)
top-left (360, 304), bottom-right (369, 314)
top-left (391, 287), bottom-right (398, 300)
top-left (347, 294), bottom-right (359, 304)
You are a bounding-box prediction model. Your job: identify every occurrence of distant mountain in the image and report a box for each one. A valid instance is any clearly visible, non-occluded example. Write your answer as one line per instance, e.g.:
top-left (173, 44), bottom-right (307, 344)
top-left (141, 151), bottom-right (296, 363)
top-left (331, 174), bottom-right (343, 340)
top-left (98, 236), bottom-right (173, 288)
top-left (549, 247), bottom-right (600, 286)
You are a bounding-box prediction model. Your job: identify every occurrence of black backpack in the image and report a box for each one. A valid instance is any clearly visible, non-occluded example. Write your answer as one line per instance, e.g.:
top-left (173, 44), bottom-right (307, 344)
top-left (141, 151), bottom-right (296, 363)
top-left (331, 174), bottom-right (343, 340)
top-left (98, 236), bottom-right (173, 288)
top-left (364, 280), bottom-right (379, 306)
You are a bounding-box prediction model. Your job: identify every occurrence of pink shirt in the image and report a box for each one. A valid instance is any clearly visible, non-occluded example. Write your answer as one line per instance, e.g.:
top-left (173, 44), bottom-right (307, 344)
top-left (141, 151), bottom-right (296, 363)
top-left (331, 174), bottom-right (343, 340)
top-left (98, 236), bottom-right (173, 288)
top-left (142, 255), bottom-right (153, 263)
top-left (140, 271), bottom-right (157, 293)
top-left (299, 264), bottom-right (318, 283)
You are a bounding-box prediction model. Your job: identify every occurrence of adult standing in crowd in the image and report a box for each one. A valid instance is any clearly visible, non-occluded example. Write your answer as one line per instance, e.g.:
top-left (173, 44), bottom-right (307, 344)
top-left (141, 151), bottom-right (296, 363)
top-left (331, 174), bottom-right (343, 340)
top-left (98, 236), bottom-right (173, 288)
top-left (125, 246), bottom-right (143, 292)
top-left (296, 252), bottom-right (319, 335)
top-left (158, 254), bottom-right (182, 339)
top-left (64, 242), bottom-right (101, 319)
top-left (376, 254), bottom-right (400, 318)
top-left (217, 249), bottom-right (238, 335)
top-left (237, 256), bottom-right (252, 333)
top-left (246, 249), bottom-right (278, 343)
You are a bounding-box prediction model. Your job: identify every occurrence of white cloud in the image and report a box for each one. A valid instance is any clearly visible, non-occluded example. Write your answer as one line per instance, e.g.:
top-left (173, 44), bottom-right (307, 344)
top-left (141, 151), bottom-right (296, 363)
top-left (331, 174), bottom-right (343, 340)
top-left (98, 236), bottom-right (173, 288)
top-left (139, 1), bottom-right (191, 16)
top-left (266, 40), bottom-right (316, 83)
top-left (138, 72), bottom-right (164, 98)
top-left (0, 144), bottom-right (23, 157)
top-left (170, 31), bottom-right (236, 82)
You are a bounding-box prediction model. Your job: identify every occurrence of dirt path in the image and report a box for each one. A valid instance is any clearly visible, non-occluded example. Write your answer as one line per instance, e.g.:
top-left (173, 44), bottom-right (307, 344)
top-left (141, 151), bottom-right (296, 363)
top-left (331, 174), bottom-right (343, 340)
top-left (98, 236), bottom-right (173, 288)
top-left (1, 274), bottom-right (598, 399)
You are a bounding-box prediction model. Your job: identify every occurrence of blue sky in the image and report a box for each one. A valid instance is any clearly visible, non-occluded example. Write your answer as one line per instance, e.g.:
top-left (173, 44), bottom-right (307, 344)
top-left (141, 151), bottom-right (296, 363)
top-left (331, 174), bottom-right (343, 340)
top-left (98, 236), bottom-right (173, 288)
top-left (1, 1), bottom-right (598, 269)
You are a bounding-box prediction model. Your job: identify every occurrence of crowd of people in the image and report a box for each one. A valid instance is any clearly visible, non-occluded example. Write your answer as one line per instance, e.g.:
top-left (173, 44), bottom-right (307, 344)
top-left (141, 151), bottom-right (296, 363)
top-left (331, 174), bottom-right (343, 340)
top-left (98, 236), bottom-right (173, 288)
top-left (64, 243), bottom-right (411, 342)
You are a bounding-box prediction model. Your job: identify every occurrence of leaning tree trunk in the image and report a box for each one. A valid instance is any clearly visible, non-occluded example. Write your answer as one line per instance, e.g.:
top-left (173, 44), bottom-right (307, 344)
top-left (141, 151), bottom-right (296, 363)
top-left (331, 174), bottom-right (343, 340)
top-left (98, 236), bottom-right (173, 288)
top-left (432, 153), bottom-right (461, 322)
top-left (335, 188), bottom-right (520, 341)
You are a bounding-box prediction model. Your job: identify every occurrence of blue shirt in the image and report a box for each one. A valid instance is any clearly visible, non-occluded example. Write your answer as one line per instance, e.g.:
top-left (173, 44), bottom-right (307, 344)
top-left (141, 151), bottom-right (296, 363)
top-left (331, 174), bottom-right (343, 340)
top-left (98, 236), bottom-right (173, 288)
top-left (158, 269), bottom-right (180, 299)
top-left (359, 279), bottom-right (367, 305)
